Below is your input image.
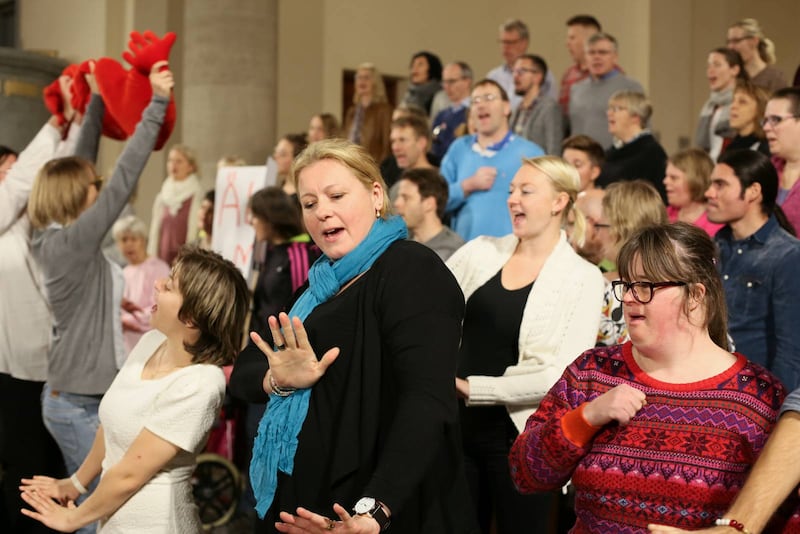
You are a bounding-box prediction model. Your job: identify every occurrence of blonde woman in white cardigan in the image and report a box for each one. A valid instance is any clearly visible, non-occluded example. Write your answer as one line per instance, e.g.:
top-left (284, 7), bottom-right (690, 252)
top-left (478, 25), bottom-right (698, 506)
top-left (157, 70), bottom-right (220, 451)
top-left (446, 155), bottom-right (604, 534)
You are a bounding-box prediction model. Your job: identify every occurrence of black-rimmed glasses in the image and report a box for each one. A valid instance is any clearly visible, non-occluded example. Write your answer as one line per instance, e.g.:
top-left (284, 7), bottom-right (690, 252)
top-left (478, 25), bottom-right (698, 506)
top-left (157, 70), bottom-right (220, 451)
top-left (761, 115), bottom-right (800, 128)
top-left (611, 280), bottom-right (687, 304)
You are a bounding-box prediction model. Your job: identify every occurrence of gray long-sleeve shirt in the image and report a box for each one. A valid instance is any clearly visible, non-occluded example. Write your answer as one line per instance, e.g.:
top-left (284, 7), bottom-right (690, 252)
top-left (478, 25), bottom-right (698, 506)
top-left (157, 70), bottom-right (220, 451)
top-left (32, 93), bottom-right (168, 395)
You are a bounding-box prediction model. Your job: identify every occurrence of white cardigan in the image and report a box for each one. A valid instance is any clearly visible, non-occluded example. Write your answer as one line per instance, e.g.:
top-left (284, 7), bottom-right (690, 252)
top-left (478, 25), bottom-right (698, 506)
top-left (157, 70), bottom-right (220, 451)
top-left (446, 232), bottom-right (604, 431)
top-left (0, 121), bottom-right (79, 381)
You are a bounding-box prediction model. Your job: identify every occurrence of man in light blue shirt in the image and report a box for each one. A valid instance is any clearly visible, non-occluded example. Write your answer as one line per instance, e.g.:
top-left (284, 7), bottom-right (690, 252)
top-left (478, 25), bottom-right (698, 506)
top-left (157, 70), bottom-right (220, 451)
top-left (441, 79), bottom-right (544, 241)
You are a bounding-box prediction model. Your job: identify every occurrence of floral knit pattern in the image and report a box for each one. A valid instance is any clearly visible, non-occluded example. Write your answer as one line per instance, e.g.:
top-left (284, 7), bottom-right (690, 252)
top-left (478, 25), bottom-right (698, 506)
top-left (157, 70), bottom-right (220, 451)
top-left (509, 343), bottom-right (800, 533)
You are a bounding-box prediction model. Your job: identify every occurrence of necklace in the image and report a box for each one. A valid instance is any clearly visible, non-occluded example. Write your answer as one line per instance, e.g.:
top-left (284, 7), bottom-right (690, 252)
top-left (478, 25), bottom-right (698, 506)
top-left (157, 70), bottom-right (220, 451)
top-left (145, 343), bottom-right (184, 379)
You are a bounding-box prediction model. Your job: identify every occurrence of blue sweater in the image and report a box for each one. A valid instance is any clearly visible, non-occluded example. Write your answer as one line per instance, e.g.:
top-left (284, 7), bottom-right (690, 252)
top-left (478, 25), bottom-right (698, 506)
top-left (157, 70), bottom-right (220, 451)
top-left (441, 134), bottom-right (543, 241)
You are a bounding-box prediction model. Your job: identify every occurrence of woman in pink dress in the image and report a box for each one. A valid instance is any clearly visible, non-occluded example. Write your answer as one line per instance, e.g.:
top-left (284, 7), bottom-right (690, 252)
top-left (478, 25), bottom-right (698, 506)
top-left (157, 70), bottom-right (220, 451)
top-left (113, 215), bottom-right (170, 355)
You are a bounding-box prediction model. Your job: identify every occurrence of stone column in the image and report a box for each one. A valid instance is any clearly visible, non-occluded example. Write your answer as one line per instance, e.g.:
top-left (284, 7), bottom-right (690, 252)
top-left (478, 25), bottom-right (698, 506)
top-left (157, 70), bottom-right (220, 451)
top-left (180, 0), bottom-right (278, 190)
top-left (0, 48), bottom-right (66, 150)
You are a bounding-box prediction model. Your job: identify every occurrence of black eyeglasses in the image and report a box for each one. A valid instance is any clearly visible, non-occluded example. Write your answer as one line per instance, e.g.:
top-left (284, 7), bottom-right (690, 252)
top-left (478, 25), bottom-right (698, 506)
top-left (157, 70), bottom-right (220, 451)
top-left (761, 115), bottom-right (800, 128)
top-left (611, 280), bottom-right (687, 304)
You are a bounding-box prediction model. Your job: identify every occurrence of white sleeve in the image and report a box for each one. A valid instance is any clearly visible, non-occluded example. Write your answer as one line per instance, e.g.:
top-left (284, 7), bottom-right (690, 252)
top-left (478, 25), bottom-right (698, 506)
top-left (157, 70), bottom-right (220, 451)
top-left (0, 122), bottom-right (61, 233)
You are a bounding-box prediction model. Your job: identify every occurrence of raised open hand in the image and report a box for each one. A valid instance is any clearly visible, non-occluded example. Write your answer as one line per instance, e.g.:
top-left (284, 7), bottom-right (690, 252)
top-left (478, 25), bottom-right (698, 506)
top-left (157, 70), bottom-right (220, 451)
top-left (251, 312), bottom-right (340, 392)
top-left (122, 30), bottom-right (177, 74)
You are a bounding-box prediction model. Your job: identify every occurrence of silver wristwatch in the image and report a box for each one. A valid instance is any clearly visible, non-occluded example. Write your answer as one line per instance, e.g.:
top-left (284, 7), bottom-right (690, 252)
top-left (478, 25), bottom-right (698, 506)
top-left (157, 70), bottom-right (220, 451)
top-left (353, 497), bottom-right (391, 531)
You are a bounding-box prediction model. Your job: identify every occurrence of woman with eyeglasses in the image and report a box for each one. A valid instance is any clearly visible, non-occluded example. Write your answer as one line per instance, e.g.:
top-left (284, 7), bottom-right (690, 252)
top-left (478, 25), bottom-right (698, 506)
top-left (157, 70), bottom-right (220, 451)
top-left (595, 180), bottom-right (667, 346)
top-left (765, 87), bottom-right (800, 237)
top-left (446, 156), bottom-right (604, 533)
top-left (510, 222), bottom-right (792, 532)
top-left (26, 63), bottom-right (173, 532)
top-left (726, 18), bottom-right (787, 94)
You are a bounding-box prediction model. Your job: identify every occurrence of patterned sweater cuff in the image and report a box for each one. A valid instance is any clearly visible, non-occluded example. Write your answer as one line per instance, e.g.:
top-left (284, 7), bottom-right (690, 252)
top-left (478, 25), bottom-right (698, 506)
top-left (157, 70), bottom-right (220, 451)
top-left (561, 403), bottom-right (602, 447)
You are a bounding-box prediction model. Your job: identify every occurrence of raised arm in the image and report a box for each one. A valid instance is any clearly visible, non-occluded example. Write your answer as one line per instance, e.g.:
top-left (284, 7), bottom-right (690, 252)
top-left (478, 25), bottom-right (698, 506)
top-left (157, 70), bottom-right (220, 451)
top-left (73, 65), bottom-right (103, 163)
top-left (0, 117), bottom-right (64, 233)
top-left (62, 63), bottom-right (173, 253)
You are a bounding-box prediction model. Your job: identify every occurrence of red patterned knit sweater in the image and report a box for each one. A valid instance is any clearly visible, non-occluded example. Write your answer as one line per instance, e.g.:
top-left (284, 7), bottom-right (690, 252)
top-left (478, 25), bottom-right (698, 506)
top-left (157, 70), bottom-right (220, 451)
top-left (510, 342), bottom-right (800, 533)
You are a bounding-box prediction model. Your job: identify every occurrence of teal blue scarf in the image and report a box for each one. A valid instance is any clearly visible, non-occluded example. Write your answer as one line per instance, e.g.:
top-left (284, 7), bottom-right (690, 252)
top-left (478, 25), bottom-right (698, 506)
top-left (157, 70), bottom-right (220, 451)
top-left (250, 215), bottom-right (407, 517)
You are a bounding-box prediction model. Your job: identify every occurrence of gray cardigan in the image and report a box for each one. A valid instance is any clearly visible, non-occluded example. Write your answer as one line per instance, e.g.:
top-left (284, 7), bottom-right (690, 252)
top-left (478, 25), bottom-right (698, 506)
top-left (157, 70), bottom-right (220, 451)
top-left (510, 94), bottom-right (564, 155)
top-left (32, 93), bottom-right (168, 395)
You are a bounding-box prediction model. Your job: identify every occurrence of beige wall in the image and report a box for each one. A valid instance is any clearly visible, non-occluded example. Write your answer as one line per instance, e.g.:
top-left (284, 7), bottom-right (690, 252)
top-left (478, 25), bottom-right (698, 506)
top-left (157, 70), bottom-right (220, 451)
top-left (18, 0), bottom-right (800, 224)
top-left (277, 0), bottom-right (799, 155)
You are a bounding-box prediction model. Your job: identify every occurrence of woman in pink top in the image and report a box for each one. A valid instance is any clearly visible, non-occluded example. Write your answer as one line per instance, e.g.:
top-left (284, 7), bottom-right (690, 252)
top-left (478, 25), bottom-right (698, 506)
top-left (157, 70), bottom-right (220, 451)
top-left (113, 215), bottom-right (170, 355)
top-left (663, 148), bottom-right (724, 237)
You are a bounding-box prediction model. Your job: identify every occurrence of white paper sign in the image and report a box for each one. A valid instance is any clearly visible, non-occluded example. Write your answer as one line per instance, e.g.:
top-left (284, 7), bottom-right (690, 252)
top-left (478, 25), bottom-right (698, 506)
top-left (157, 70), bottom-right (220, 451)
top-left (211, 160), bottom-right (277, 277)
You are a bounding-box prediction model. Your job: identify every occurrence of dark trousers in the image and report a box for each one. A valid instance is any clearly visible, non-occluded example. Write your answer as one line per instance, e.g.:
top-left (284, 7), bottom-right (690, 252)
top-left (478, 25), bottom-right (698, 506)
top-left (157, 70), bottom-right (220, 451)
top-left (461, 405), bottom-right (557, 534)
top-left (0, 373), bottom-right (65, 533)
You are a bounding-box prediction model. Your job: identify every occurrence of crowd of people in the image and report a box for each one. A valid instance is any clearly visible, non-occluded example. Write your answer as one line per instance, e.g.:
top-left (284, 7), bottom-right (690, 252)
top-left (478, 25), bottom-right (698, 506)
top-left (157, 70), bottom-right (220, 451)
top-left (2, 11), bottom-right (800, 534)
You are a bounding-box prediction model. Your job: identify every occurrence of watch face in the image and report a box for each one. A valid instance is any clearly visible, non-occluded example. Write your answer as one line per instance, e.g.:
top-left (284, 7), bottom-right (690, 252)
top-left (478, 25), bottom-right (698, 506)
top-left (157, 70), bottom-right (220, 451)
top-left (354, 497), bottom-right (376, 515)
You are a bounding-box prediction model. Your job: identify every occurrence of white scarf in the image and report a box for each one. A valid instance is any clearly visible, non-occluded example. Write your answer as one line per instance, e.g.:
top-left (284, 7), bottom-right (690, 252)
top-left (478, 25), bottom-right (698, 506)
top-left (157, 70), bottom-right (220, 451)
top-left (159, 174), bottom-right (201, 215)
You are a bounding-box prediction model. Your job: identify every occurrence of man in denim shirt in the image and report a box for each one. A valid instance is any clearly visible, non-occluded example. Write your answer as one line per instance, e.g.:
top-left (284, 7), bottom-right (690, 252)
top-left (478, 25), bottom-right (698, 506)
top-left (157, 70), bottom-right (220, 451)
top-left (706, 149), bottom-right (800, 391)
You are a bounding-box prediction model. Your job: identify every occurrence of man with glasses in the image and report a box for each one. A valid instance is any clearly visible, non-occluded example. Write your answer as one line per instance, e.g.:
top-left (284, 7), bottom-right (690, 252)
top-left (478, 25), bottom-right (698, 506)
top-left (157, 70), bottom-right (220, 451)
top-left (487, 19), bottom-right (557, 111)
top-left (706, 149), bottom-right (800, 391)
top-left (569, 32), bottom-right (642, 149)
top-left (440, 79), bottom-right (543, 241)
top-left (509, 54), bottom-right (563, 155)
top-left (765, 87), bottom-right (800, 234)
top-left (430, 62), bottom-right (473, 160)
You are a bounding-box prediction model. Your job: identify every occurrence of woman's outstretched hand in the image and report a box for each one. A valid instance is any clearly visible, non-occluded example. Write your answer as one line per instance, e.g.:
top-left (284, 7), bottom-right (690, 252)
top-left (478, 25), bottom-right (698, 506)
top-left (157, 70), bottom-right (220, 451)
top-left (20, 476), bottom-right (80, 506)
top-left (252, 312), bottom-right (340, 392)
top-left (276, 504), bottom-right (381, 533)
top-left (19, 486), bottom-right (79, 532)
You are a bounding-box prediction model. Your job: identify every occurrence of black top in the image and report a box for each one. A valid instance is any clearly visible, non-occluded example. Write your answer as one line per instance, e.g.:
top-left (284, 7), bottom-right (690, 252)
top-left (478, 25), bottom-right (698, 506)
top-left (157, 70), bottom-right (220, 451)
top-left (249, 241), bottom-right (321, 342)
top-left (458, 269), bottom-right (533, 438)
top-left (597, 133), bottom-right (668, 203)
top-left (723, 134), bottom-right (770, 157)
top-left (229, 240), bottom-right (479, 534)
top-left (458, 269), bottom-right (532, 379)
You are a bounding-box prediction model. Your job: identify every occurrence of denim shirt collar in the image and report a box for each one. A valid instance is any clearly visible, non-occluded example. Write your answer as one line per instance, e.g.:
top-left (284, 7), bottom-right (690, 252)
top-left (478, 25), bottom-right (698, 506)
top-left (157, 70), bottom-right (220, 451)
top-left (717, 215), bottom-right (777, 246)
